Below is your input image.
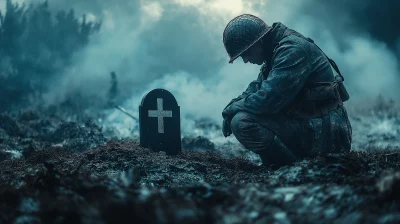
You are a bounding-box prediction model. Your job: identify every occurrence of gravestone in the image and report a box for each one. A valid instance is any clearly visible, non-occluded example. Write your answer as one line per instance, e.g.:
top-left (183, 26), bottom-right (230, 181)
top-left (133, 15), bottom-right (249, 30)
top-left (139, 88), bottom-right (181, 155)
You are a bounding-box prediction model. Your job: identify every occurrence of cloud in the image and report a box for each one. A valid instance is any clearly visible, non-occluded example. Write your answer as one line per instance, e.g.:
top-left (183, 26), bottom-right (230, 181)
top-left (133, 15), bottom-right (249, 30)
top-left (141, 1), bottom-right (163, 22)
top-left (8, 0), bottom-right (400, 121)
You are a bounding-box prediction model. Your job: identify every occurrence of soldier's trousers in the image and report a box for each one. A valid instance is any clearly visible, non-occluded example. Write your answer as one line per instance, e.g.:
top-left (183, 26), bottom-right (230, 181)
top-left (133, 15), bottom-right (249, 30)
top-left (230, 106), bottom-right (352, 166)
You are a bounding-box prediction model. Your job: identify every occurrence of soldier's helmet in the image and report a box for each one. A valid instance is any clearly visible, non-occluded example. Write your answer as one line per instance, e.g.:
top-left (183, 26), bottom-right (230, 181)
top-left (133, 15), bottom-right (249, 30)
top-left (223, 14), bottom-right (272, 63)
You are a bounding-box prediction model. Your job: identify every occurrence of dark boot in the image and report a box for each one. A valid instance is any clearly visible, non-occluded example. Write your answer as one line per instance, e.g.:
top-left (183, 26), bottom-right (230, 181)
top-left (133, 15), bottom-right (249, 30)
top-left (258, 135), bottom-right (298, 167)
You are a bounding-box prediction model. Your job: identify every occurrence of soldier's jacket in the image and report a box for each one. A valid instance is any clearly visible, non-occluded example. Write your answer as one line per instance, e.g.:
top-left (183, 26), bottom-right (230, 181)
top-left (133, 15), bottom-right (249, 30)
top-left (223, 22), bottom-right (352, 154)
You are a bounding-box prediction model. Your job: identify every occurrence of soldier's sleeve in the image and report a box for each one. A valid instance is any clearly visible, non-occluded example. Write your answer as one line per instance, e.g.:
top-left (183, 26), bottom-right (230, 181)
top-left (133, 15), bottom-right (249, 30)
top-left (222, 73), bottom-right (263, 114)
top-left (228, 42), bottom-right (311, 115)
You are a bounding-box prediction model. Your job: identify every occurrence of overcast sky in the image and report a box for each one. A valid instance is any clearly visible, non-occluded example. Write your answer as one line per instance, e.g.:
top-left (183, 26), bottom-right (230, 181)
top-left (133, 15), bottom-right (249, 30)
top-left (1, 0), bottom-right (399, 122)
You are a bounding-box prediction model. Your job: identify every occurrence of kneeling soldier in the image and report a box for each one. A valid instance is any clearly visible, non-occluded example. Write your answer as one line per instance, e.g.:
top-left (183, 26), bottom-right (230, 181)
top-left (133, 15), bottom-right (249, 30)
top-left (222, 14), bottom-right (352, 167)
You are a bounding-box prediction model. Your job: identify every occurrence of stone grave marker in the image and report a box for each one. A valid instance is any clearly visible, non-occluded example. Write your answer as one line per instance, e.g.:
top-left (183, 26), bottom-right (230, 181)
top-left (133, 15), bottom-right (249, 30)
top-left (139, 88), bottom-right (181, 155)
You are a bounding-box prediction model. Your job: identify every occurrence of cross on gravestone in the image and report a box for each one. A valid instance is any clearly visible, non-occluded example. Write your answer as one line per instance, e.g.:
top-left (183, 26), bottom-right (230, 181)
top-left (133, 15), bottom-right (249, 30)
top-left (139, 88), bottom-right (181, 155)
top-left (148, 98), bottom-right (172, 134)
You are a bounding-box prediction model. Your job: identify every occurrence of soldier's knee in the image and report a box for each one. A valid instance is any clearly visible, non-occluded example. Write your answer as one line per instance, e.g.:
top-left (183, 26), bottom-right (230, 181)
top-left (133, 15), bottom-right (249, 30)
top-left (230, 112), bottom-right (255, 136)
top-left (230, 112), bottom-right (276, 151)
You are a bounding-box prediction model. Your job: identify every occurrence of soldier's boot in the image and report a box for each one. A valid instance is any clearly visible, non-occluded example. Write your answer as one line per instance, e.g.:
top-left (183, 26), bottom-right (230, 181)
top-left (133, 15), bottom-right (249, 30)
top-left (230, 112), bottom-right (299, 167)
top-left (257, 135), bottom-right (298, 167)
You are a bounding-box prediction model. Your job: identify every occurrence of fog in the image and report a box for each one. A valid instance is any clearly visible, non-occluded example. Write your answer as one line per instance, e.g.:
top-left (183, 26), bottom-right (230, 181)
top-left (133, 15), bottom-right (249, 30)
top-left (33, 0), bottom-right (398, 112)
top-left (1, 0), bottom-right (399, 146)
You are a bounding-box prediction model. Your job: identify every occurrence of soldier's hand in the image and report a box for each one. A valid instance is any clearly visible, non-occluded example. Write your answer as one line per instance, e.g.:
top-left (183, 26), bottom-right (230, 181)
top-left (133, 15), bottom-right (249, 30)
top-left (222, 118), bottom-right (232, 137)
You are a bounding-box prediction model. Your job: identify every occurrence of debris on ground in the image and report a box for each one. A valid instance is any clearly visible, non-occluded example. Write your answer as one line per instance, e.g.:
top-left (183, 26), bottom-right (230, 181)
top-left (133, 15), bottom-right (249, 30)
top-left (0, 140), bottom-right (400, 223)
top-left (0, 110), bottom-right (106, 162)
top-left (0, 108), bottom-right (399, 223)
top-left (182, 136), bottom-right (215, 150)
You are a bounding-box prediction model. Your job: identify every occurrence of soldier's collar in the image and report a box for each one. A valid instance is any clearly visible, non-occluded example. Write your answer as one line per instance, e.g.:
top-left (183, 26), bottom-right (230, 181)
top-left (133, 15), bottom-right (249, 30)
top-left (268, 22), bottom-right (288, 48)
top-left (262, 22), bottom-right (288, 64)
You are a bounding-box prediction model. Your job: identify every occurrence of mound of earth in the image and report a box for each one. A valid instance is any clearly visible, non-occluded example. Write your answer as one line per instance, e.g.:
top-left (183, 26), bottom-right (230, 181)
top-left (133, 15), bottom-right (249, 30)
top-left (0, 110), bottom-right (106, 161)
top-left (0, 141), bottom-right (399, 223)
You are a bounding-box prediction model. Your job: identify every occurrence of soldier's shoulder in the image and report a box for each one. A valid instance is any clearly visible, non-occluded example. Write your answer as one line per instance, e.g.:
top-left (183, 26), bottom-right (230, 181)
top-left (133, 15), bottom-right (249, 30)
top-left (277, 35), bottom-right (310, 48)
top-left (273, 35), bottom-right (313, 57)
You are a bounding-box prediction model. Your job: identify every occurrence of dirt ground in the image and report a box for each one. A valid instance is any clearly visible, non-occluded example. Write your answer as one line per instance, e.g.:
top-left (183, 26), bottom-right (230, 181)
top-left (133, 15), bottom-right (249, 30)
top-left (1, 140), bottom-right (400, 224)
top-left (0, 109), bottom-right (400, 223)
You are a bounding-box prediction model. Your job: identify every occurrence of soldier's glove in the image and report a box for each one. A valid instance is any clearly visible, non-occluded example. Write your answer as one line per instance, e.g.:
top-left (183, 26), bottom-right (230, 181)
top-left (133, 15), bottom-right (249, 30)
top-left (222, 102), bottom-right (239, 138)
top-left (222, 117), bottom-right (232, 137)
top-left (222, 106), bottom-right (233, 137)
top-left (222, 98), bottom-right (247, 137)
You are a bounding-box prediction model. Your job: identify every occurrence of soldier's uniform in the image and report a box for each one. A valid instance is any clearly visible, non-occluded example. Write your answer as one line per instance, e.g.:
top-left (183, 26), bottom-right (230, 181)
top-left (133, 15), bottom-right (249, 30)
top-left (222, 15), bottom-right (352, 166)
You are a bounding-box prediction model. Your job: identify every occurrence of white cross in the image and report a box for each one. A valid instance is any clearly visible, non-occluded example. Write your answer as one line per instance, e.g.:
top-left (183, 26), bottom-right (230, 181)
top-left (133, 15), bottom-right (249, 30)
top-left (148, 98), bottom-right (172, 133)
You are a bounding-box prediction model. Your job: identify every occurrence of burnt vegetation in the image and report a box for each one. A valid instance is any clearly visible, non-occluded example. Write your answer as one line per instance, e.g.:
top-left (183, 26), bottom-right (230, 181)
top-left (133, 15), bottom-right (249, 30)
top-left (0, 142), bottom-right (400, 223)
top-left (0, 0), bottom-right (399, 223)
top-left (0, 0), bottom-right (100, 112)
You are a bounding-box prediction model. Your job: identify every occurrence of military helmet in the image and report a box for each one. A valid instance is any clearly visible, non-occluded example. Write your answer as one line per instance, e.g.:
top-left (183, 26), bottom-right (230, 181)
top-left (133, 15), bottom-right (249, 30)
top-left (223, 14), bottom-right (272, 63)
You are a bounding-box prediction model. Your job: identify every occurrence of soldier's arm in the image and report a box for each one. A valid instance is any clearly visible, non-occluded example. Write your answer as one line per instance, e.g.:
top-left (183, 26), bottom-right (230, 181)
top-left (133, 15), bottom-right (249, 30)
top-left (225, 42), bottom-right (311, 115)
top-left (222, 73), bottom-right (263, 113)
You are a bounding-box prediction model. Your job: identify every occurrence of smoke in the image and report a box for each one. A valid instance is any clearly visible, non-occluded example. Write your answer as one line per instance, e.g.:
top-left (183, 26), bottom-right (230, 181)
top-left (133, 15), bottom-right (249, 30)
top-left (300, 0), bottom-right (400, 54)
top-left (2, 0), bottom-right (399, 140)
top-left (39, 0), bottom-right (265, 118)
top-left (41, 0), bottom-right (244, 104)
top-left (296, 0), bottom-right (400, 99)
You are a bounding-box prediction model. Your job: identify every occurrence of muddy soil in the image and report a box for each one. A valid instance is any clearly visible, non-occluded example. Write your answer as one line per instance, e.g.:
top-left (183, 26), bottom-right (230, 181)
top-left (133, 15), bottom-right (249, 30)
top-left (0, 108), bottom-right (400, 223)
top-left (0, 141), bottom-right (400, 223)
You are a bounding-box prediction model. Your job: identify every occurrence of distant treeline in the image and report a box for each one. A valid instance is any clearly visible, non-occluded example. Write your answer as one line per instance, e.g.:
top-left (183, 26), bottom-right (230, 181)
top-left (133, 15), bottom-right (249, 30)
top-left (0, 0), bottom-right (101, 111)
